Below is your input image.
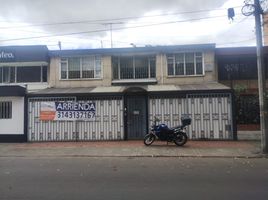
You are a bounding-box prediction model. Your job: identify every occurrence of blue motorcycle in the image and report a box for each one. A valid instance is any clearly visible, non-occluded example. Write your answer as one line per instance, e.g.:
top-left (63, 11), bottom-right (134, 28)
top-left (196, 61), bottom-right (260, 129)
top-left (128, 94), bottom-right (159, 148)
top-left (144, 116), bottom-right (191, 146)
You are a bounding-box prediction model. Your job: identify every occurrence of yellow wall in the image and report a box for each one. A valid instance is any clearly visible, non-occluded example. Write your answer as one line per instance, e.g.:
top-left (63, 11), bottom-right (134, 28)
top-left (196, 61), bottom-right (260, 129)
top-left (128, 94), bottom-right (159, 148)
top-left (157, 50), bottom-right (216, 85)
top-left (49, 50), bottom-right (217, 88)
top-left (49, 56), bottom-right (112, 88)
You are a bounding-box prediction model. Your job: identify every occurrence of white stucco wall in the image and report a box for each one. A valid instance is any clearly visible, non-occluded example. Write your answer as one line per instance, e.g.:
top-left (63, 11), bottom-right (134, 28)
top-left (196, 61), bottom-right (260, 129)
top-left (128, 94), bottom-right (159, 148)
top-left (0, 97), bottom-right (24, 135)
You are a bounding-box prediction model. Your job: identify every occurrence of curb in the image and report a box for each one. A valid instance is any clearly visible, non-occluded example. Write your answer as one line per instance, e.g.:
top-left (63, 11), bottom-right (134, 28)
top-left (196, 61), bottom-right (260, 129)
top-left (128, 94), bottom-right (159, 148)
top-left (0, 154), bottom-right (266, 159)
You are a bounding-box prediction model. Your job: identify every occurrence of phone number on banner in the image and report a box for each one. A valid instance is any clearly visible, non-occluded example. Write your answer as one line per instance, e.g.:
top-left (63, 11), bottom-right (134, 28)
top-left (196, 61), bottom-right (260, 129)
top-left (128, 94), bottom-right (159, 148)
top-left (57, 111), bottom-right (95, 120)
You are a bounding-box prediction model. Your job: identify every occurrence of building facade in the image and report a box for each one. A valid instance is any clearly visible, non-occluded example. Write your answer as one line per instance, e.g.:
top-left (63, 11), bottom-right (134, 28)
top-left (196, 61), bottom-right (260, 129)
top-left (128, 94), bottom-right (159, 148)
top-left (0, 44), bottom-right (235, 142)
top-left (216, 47), bottom-right (268, 131)
top-left (26, 44), bottom-right (235, 142)
top-left (0, 45), bottom-right (49, 142)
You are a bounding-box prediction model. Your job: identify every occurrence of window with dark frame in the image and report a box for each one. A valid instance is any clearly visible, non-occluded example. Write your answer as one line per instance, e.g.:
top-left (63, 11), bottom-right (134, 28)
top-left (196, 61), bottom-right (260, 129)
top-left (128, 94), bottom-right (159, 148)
top-left (218, 56), bottom-right (258, 80)
top-left (0, 101), bottom-right (12, 119)
top-left (42, 65), bottom-right (48, 82)
top-left (17, 66), bottom-right (41, 82)
top-left (0, 66), bottom-right (48, 83)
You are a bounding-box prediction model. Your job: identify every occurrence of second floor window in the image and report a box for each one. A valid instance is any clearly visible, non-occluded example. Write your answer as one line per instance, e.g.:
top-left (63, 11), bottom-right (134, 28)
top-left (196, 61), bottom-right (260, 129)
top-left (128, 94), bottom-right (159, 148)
top-left (218, 57), bottom-right (258, 80)
top-left (112, 55), bottom-right (156, 79)
top-left (60, 56), bottom-right (102, 80)
top-left (167, 52), bottom-right (203, 76)
top-left (0, 66), bottom-right (47, 84)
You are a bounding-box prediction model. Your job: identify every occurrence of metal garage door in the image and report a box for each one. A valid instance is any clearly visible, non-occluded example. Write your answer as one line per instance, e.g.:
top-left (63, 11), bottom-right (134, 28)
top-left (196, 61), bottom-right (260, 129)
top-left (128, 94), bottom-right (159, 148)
top-left (28, 96), bottom-right (124, 142)
top-left (149, 93), bottom-right (233, 140)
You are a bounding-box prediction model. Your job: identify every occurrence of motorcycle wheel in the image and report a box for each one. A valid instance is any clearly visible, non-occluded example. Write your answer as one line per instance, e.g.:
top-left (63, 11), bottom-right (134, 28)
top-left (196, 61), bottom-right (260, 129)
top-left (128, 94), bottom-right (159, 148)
top-left (174, 133), bottom-right (188, 146)
top-left (144, 134), bottom-right (156, 146)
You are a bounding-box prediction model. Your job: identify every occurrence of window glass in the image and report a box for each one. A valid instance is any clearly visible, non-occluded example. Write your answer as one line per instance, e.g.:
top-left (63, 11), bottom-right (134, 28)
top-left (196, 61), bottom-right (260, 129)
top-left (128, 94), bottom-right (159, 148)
top-left (82, 57), bottom-right (94, 78)
top-left (175, 54), bottom-right (184, 75)
top-left (112, 57), bottom-right (119, 79)
top-left (0, 101), bottom-right (12, 119)
top-left (61, 59), bottom-right (67, 79)
top-left (112, 55), bottom-right (155, 79)
top-left (68, 58), bottom-right (80, 79)
top-left (167, 55), bottom-right (174, 76)
top-left (61, 56), bottom-right (102, 80)
top-left (135, 56), bottom-right (148, 78)
top-left (42, 66), bottom-right (48, 82)
top-left (218, 57), bottom-right (257, 80)
top-left (149, 56), bottom-right (156, 78)
top-left (195, 53), bottom-right (203, 75)
top-left (3, 67), bottom-right (9, 83)
top-left (17, 66), bottom-right (41, 82)
top-left (185, 53), bottom-right (195, 75)
top-left (2, 67), bottom-right (15, 83)
top-left (196, 52), bottom-right (202, 57)
top-left (0, 67), bottom-right (2, 83)
top-left (10, 67), bottom-right (15, 83)
top-left (120, 57), bottom-right (133, 79)
top-left (95, 55), bottom-right (102, 78)
top-left (167, 52), bottom-right (203, 76)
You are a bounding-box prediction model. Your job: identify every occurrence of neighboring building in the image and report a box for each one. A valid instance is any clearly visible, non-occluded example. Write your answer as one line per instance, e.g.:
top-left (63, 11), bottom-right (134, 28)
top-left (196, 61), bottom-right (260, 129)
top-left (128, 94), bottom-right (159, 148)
top-left (216, 46), bottom-right (268, 131)
top-left (26, 44), bottom-right (235, 142)
top-left (0, 45), bottom-right (49, 142)
top-left (263, 14), bottom-right (268, 46)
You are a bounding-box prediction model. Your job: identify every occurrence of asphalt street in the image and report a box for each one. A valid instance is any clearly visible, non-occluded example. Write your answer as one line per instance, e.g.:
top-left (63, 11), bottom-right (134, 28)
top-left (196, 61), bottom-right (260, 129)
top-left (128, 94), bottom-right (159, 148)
top-left (0, 157), bottom-right (268, 200)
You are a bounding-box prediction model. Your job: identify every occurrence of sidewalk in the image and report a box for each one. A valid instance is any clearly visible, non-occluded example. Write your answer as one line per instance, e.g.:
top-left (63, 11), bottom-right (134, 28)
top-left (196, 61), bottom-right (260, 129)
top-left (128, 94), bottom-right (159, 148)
top-left (0, 140), bottom-right (265, 158)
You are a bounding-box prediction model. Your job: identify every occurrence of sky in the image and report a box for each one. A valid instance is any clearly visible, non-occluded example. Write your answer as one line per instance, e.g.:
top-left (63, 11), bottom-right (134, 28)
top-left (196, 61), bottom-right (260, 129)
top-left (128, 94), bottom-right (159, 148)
top-left (0, 0), bottom-right (259, 50)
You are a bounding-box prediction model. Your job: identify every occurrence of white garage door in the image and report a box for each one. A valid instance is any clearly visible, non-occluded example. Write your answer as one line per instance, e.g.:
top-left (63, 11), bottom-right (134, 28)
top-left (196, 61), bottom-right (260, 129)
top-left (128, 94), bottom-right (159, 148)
top-left (149, 93), bottom-right (233, 140)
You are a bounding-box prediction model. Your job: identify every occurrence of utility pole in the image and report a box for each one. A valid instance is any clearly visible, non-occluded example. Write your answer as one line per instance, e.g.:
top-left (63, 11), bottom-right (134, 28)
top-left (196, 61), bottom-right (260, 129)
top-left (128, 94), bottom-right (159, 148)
top-left (109, 23), bottom-right (113, 48)
top-left (102, 22), bottom-right (123, 48)
top-left (254, 0), bottom-right (268, 153)
top-left (243, 0), bottom-right (268, 153)
top-left (102, 23), bottom-right (114, 48)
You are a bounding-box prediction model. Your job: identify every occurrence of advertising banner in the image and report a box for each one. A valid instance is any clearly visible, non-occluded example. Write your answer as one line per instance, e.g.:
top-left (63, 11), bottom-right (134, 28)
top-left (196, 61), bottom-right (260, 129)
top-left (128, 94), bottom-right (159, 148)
top-left (40, 102), bottom-right (96, 121)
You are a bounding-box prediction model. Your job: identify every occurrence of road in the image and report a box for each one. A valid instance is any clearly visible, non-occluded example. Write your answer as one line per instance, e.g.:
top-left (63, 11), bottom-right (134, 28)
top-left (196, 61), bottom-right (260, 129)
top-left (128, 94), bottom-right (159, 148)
top-left (0, 157), bottom-right (268, 200)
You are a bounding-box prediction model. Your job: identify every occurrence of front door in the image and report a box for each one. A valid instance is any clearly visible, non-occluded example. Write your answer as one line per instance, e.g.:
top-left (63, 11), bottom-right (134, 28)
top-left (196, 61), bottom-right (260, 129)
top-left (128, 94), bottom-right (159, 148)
top-left (126, 95), bottom-right (147, 139)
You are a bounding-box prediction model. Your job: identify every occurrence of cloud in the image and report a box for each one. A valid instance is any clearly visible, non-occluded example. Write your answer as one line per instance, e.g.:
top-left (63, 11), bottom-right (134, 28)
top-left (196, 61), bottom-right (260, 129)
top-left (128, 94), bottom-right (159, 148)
top-left (0, 0), bottom-right (255, 49)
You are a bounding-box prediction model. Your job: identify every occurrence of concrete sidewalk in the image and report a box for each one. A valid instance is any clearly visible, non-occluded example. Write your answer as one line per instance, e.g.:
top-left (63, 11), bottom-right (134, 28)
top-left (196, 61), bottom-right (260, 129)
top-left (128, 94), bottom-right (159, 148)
top-left (0, 140), bottom-right (266, 158)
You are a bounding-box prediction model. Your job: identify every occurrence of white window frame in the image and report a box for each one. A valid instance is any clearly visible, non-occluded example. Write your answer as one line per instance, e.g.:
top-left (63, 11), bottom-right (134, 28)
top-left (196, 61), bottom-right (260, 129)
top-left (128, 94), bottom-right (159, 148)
top-left (167, 52), bottom-right (204, 77)
top-left (112, 55), bottom-right (156, 80)
top-left (60, 56), bottom-right (102, 80)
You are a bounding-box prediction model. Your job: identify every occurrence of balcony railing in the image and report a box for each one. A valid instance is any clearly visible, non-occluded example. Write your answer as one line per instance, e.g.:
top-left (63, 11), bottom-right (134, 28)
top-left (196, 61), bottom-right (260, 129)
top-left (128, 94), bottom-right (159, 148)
top-left (114, 66), bottom-right (155, 79)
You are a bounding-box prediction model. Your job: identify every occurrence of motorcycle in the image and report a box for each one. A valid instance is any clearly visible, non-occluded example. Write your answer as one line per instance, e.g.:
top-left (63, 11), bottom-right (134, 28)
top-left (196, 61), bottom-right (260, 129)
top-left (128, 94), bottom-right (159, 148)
top-left (144, 116), bottom-right (191, 146)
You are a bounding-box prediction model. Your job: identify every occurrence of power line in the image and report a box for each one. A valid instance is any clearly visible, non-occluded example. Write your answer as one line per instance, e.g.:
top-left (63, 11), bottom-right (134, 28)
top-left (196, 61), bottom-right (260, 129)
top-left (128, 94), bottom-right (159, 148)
top-left (217, 32), bottom-right (268, 46)
top-left (0, 14), bottom-right (242, 42)
top-left (218, 15), bottom-right (254, 36)
top-left (216, 37), bottom-right (256, 46)
top-left (0, 6), bottom-right (242, 29)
